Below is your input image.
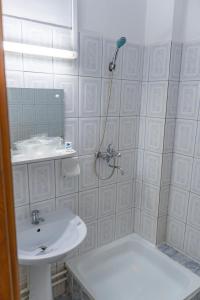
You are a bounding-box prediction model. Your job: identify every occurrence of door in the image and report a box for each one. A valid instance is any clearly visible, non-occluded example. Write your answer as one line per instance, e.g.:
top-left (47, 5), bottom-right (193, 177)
top-left (0, 0), bottom-right (20, 299)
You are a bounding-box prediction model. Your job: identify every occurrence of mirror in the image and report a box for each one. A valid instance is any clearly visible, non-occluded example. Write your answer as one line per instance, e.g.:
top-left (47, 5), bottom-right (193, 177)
top-left (8, 88), bottom-right (64, 146)
top-left (2, 0), bottom-right (78, 157)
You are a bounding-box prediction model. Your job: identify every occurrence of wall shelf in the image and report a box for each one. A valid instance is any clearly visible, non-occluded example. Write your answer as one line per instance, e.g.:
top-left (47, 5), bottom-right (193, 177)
top-left (12, 148), bottom-right (76, 165)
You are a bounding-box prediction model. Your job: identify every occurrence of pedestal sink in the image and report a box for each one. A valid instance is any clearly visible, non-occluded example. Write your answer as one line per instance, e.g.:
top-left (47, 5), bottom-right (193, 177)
top-left (17, 209), bottom-right (87, 300)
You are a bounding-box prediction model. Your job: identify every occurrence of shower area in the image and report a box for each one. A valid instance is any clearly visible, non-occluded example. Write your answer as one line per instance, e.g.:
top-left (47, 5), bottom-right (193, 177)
top-left (3, 0), bottom-right (200, 299)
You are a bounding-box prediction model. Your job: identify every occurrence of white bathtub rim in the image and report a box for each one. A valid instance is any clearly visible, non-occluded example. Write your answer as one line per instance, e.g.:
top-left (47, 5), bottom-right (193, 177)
top-left (67, 233), bottom-right (200, 300)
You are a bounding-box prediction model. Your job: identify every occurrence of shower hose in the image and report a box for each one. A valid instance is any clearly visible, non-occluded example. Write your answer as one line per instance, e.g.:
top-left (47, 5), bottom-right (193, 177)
top-left (94, 70), bottom-right (117, 180)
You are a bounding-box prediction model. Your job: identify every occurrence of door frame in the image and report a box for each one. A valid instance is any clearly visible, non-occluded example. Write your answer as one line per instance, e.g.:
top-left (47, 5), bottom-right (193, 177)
top-left (0, 1), bottom-right (20, 299)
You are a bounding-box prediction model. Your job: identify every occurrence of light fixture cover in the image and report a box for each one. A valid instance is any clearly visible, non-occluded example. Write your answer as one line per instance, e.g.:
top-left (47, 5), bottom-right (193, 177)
top-left (3, 41), bottom-right (77, 59)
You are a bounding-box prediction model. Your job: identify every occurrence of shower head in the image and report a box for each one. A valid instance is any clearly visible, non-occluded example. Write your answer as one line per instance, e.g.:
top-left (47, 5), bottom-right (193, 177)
top-left (116, 37), bottom-right (127, 49)
top-left (109, 36), bottom-right (127, 72)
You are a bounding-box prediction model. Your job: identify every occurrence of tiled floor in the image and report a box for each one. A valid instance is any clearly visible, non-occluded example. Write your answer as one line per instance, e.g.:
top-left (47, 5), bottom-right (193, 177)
top-left (158, 243), bottom-right (200, 276)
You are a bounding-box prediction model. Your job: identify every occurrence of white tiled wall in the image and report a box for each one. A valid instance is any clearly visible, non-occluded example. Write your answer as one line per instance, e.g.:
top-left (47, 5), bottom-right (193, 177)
top-left (167, 41), bottom-right (200, 263)
top-left (134, 42), bottom-right (182, 245)
top-left (6, 12), bottom-right (200, 290)
top-left (4, 15), bottom-right (142, 291)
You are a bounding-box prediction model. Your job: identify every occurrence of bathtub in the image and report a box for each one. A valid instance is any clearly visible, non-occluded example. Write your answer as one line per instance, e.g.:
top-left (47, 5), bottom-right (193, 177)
top-left (67, 234), bottom-right (200, 300)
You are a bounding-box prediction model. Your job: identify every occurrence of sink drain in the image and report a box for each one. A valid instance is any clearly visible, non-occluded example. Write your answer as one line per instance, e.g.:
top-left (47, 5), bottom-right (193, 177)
top-left (40, 245), bottom-right (47, 251)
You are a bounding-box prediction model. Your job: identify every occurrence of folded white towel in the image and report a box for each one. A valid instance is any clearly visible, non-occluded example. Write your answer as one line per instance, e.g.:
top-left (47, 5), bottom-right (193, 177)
top-left (61, 157), bottom-right (80, 178)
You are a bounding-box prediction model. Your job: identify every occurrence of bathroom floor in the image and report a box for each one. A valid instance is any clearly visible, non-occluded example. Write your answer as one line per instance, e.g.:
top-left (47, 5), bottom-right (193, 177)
top-left (158, 244), bottom-right (200, 277)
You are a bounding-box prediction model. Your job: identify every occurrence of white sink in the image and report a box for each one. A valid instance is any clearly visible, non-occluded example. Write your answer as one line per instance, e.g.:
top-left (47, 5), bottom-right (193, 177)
top-left (17, 209), bottom-right (87, 300)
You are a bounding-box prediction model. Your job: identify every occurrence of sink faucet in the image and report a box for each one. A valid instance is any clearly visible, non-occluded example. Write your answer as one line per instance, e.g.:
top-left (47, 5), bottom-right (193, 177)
top-left (31, 210), bottom-right (45, 225)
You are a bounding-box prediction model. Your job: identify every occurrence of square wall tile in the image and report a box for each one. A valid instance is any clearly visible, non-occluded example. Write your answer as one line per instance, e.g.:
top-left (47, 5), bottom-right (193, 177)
top-left (24, 72), bottom-right (53, 89)
top-left (116, 181), bottom-right (132, 213)
top-left (166, 82), bottom-right (179, 118)
top-left (142, 46), bottom-right (150, 81)
top-left (100, 117), bottom-right (119, 150)
top-left (187, 193), bottom-right (200, 230)
top-left (79, 188), bottom-right (98, 223)
top-left (138, 117), bottom-right (146, 149)
top-left (79, 77), bottom-right (101, 117)
top-left (161, 153), bottom-right (173, 185)
top-left (122, 44), bottom-right (142, 80)
top-left (140, 212), bottom-right (157, 244)
top-left (119, 117), bottom-right (138, 150)
top-left (23, 55), bottom-right (53, 74)
top-left (22, 20), bottom-right (52, 46)
top-left (184, 225), bottom-right (200, 262)
top-left (149, 43), bottom-right (171, 81)
top-left (79, 155), bottom-right (99, 191)
top-left (79, 221), bottom-right (97, 254)
top-left (168, 186), bottom-right (189, 222)
top-left (118, 149), bottom-right (135, 182)
top-left (120, 81), bottom-right (141, 116)
top-left (166, 217), bottom-right (186, 250)
top-left (56, 193), bottom-right (78, 215)
top-left (171, 154), bottom-right (193, 190)
top-left (191, 159), bottom-right (200, 195)
top-left (5, 52), bottom-right (23, 72)
top-left (194, 122), bottom-right (200, 158)
top-left (98, 215), bottom-right (115, 247)
top-left (169, 42), bottom-right (182, 81)
top-left (6, 71), bottom-right (24, 88)
top-left (135, 181), bottom-right (142, 209)
top-left (174, 119), bottom-right (197, 156)
top-left (142, 183), bottom-right (160, 216)
top-left (143, 151), bottom-right (162, 185)
top-left (157, 216), bottom-right (167, 245)
top-left (140, 83), bottom-right (148, 116)
top-left (53, 27), bottom-right (78, 76)
top-left (181, 42), bottom-right (200, 81)
top-left (101, 79), bottom-right (121, 116)
top-left (116, 210), bottom-right (133, 239)
top-left (136, 150), bottom-right (144, 181)
top-left (15, 205), bottom-right (30, 226)
top-left (3, 16), bottom-right (22, 42)
top-left (54, 75), bottom-right (78, 118)
top-left (12, 164), bottom-right (29, 207)
top-left (55, 159), bottom-right (78, 197)
top-left (147, 82), bottom-right (168, 118)
top-left (177, 82), bottom-right (200, 120)
top-left (79, 118), bottom-right (100, 155)
top-left (79, 31), bottom-right (102, 77)
top-left (28, 160), bottom-right (55, 203)
top-left (145, 118), bottom-right (165, 153)
top-left (30, 198), bottom-right (55, 215)
top-left (99, 184), bottom-right (117, 218)
top-left (52, 27), bottom-right (72, 49)
top-left (159, 186), bottom-right (169, 216)
top-left (134, 208), bottom-right (141, 234)
top-left (163, 119), bottom-right (176, 153)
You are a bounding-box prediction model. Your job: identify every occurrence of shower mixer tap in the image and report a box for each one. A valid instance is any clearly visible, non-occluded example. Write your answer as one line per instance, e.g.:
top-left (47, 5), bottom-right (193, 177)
top-left (96, 144), bottom-right (124, 175)
top-left (96, 144), bottom-right (121, 162)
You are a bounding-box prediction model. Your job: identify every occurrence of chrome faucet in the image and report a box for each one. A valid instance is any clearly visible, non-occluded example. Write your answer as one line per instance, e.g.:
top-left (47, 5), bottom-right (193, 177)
top-left (96, 144), bottom-right (124, 175)
top-left (96, 144), bottom-right (121, 163)
top-left (31, 210), bottom-right (45, 225)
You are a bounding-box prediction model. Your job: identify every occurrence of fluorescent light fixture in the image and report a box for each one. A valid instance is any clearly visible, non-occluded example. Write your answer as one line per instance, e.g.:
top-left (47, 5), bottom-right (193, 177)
top-left (3, 41), bottom-right (77, 59)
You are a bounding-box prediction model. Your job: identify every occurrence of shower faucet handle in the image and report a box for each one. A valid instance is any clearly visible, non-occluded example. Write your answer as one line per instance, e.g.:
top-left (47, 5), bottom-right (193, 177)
top-left (107, 144), bottom-right (121, 157)
top-left (107, 143), bottom-right (113, 153)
